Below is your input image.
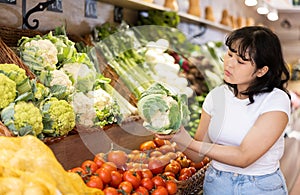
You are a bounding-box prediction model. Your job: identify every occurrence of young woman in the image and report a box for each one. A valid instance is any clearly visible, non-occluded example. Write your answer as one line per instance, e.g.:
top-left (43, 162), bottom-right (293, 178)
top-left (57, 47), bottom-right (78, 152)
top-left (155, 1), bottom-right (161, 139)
top-left (156, 26), bottom-right (291, 195)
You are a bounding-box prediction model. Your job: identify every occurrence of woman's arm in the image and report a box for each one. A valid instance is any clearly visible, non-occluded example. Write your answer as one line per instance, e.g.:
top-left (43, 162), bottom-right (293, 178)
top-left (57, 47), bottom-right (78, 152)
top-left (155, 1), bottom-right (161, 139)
top-left (188, 111), bottom-right (288, 168)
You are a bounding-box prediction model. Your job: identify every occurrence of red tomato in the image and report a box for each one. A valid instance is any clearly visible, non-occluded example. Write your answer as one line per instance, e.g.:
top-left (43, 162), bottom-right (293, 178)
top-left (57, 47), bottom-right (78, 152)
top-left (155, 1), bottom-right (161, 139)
top-left (94, 153), bottom-right (106, 168)
top-left (110, 170), bottom-right (123, 188)
top-left (153, 137), bottom-right (171, 147)
top-left (178, 173), bottom-right (190, 181)
top-left (123, 170), bottom-right (141, 189)
top-left (180, 168), bottom-right (193, 177)
top-left (140, 177), bottom-right (154, 191)
top-left (101, 162), bottom-right (117, 173)
top-left (141, 169), bottom-right (153, 179)
top-left (135, 186), bottom-right (149, 195)
top-left (148, 158), bottom-right (165, 175)
top-left (151, 175), bottom-right (165, 187)
top-left (140, 140), bottom-right (156, 151)
top-left (165, 180), bottom-right (178, 195)
top-left (164, 163), bottom-right (180, 174)
top-left (68, 167), bottom-right (87, 177)
top-left (188, 166), bottom-right (197, 174)
top-left (161, 171), bottom-right (176, 180)
top-left (86, 175), bottom-right (103, 190)
top-left (118, 181), bottom-right (133, 194)
top-left (151, 186), bottom-right (168, 195)
top-left (81, 160), bottom-right (98, 174)
top-left (107, 150), bottom-right (128, 168)
top-left (202, 156), bottom-right (210, 165)
top-left (103, 187), bottom-right (119, 195)
top-left (96, 168), bottom-right (112, 184)
top-left (190, 161), bottom-right (203, 170)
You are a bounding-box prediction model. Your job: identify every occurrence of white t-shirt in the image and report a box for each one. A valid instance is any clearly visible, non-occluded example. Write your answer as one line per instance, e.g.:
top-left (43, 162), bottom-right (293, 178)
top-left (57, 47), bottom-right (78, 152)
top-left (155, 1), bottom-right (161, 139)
top-left (202, 84), bottom-right (291, 175)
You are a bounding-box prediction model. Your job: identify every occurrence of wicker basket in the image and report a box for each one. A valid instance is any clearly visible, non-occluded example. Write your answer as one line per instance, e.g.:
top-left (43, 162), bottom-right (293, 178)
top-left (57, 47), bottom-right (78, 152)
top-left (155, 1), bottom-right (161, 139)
top-left (0, 26), bottom-right (43, 48)
top-left (176, 163), bottom-right (210, 195)
top-left (0, 33), bottom-right (73, 144)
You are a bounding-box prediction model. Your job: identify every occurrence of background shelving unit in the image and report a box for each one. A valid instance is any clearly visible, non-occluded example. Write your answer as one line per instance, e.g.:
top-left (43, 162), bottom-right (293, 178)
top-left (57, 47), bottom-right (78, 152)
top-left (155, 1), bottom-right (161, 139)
top-left (98, 0), bottom-right (232, 32)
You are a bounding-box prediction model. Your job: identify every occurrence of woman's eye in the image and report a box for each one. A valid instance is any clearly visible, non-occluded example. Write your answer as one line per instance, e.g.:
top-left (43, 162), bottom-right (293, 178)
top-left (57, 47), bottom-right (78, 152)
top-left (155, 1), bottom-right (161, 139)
top-left (237, 59), bottom-right (245, 64)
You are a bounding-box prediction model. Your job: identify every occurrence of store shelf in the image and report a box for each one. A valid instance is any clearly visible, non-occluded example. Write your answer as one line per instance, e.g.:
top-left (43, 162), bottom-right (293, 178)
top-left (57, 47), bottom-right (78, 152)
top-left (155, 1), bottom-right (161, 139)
top-left (98, 0), bottom-right (232, 32)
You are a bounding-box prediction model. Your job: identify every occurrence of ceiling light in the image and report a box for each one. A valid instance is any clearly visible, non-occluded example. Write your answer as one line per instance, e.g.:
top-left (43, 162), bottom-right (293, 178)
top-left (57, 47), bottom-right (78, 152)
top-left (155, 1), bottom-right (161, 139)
top-left (267, 9), bottom-right (279, 21)
top-left (257, 1), bottom-right (269, 15)
top-left (245, 0), bottom-right (258, 6)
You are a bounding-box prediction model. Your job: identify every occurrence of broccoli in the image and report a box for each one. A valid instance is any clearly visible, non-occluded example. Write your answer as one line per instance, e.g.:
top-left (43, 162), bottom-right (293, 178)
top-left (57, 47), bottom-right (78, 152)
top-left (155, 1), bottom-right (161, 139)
top-left (0, 74), bottom-right (16, 110)
top-left (41, 98), bottom-right (75, 137)
top-left (1, 101), bottom-right (43, 136)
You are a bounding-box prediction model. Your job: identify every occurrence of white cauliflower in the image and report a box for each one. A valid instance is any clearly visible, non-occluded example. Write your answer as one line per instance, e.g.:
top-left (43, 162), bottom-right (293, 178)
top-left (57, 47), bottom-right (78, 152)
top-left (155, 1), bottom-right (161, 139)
top-left (86, 88), bottom-right (114, 111)
top-left (20, 39), bottom-right (58, 72)
top-left (50, 69), bottom-right (73, 91)
top-left (72, 88), bottom-right (120, 128)
top-left (62, 63), bottom-right (96, 93)
top-left (72, 92), bottom-right (96, 127)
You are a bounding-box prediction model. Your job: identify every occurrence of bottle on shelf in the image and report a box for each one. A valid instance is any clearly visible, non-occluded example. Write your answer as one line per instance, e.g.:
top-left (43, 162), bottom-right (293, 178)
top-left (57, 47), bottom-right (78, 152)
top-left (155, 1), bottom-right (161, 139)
top-left (188, 0), bottom-right (201, 17)
top-left (164, 0), bottom-right (179, 11)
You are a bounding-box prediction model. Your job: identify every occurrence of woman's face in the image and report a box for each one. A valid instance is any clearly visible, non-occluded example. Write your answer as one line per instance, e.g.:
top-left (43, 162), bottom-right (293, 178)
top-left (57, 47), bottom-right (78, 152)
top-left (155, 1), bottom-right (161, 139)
top-left (223, 47), bottom-right (258, 92)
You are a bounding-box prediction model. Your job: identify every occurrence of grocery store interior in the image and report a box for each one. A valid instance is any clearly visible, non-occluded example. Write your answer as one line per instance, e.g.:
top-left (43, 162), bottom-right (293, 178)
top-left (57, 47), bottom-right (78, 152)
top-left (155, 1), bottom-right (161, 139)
top-left (0, 0), bottom-right (300, 194)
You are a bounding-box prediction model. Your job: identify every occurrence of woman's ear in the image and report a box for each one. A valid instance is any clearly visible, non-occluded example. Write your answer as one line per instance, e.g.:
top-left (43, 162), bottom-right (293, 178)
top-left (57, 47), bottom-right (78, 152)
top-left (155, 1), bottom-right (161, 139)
top-left (257, 66), bottom-right (269, 77)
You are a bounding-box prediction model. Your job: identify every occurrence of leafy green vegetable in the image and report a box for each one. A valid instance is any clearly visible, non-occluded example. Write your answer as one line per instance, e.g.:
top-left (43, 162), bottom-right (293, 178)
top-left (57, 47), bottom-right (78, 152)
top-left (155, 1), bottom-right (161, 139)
top-left (137, 82), bottom-right (190, 134)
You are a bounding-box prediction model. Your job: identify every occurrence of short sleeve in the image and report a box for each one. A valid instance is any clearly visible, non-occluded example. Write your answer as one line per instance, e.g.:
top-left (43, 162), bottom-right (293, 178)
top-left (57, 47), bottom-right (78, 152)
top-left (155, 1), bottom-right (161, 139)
top-left (259, 89), bottom-right (291, 118)
top-left (202, 87), bottom-right (215, 116)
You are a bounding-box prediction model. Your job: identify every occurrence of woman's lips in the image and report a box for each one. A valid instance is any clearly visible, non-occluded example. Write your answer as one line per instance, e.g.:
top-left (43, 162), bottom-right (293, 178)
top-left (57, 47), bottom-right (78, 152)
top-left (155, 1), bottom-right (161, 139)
top-left (224, 70), bottom-right (231, 77)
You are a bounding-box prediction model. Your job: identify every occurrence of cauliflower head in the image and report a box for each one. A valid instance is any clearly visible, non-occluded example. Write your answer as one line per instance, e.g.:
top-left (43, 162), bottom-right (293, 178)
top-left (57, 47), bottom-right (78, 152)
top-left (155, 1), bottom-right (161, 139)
top-left (49, 69), bottom-right (73, 89)
top-left (138, 93), bottom-right (181, 134)
top-left (86, 89), bottom-right (120, 127)
top-left (38, 69), bottom-right (74, 101)
top-left (1, 101), bottom-right (43, 136)
top-left (0, 63), bottom-right (27, 85)
top-left (33, 82), bottom-right (50, 101)
top-left (0, 74), bottom-right (16, 109)
top-left (62, 63), bottom-right (96, 93)
top-left (71, 92), bottom-right (97, 127)
top-left (0, 63), bottom-right (32, 95)
top-left (42, 98), bottom-right (75, 136)
top-left (137, 82), bottom-right (190, 134)
top-left (18, 36), bottom-right (58, 74)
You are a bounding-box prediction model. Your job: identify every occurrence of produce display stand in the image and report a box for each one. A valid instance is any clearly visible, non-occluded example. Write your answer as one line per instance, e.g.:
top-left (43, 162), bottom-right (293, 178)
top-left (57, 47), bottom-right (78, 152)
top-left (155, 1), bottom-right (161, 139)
top-left (48, 118), bottom-right (154, 170)
top-left (0, 25), bottom-right (151, 170)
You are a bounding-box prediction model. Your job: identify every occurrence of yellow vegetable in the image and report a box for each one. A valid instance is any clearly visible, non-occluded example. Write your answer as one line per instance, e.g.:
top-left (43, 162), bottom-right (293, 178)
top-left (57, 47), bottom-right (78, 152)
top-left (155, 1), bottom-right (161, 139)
top-left (0, 135), bottom-right (104, 195)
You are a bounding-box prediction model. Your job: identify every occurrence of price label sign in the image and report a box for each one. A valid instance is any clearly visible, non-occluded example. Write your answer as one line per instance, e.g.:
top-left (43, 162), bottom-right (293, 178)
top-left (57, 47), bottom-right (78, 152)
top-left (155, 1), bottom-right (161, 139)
top-left (47, 0), bottom-right (63, 13)
top-left (0, 0), bottom-right (16, 4)
top-left (85, 0), bottom-right (97, 18)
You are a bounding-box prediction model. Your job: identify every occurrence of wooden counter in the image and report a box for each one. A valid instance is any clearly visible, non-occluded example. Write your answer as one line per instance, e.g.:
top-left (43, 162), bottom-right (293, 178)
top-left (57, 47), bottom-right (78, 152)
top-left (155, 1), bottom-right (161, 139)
top-left (48, 119), bottom-right (153, 170)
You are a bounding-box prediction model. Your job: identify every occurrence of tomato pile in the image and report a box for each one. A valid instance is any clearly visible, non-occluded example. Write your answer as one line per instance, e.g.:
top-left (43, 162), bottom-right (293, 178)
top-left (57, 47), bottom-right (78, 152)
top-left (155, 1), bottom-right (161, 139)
top-left (68, 138), bottom-right (210, 195)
